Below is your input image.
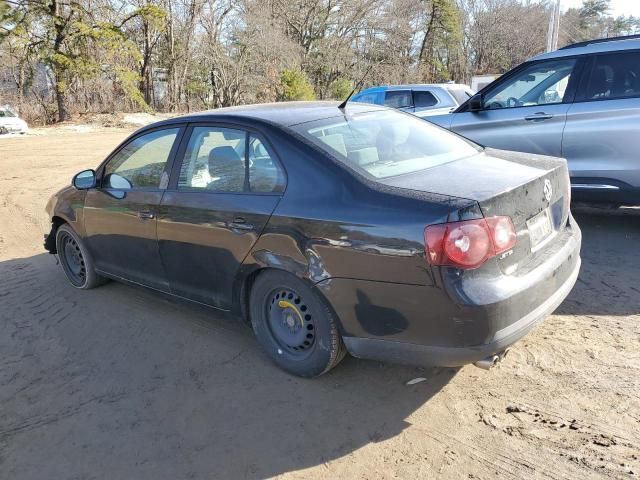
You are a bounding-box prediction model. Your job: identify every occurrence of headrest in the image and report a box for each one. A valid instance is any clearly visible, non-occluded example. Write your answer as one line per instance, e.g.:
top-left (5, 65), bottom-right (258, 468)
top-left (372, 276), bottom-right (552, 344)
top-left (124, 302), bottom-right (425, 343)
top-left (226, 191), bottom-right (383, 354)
top-left (209, 146), bottom-right (243, 176)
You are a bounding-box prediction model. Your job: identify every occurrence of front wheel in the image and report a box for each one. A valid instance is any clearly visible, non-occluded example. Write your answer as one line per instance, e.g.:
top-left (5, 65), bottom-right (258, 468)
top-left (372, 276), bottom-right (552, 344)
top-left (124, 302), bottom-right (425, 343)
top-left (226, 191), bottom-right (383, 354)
top-left (56, 224), bottom-right (107, 289)
top-left (249, 270), bottom-right (346, 377)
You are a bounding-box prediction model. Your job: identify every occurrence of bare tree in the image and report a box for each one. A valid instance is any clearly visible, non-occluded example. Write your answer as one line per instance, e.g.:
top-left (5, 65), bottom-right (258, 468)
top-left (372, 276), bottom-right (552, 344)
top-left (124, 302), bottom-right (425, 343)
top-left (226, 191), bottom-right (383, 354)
top-left (2, 0), bottom-right (634, 124)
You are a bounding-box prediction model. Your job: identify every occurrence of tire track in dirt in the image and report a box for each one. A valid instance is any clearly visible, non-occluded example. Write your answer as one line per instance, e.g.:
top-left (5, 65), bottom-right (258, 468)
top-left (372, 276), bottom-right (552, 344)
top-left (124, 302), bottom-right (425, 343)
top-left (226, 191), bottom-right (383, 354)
top-left (0, 257), bottom-right (76, 346)
top-left (414, 424), bottom-right (572, 480)
top-left (469, 385), bottom-right (640, 477)
top-left (0, 391), bottom-right (127, 441)
top-left (514, 401), bottom-right (640, 446)
top-left (481, 402), bottom-right (640, 478)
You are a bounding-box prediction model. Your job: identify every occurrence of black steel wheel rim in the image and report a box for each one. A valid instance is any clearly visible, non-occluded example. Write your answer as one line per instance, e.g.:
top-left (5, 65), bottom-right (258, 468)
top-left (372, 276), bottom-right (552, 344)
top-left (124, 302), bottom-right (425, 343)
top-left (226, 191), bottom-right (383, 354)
top-left (59, 232), bottom-right (86, 286)
top-left (266, 287), bottom-right (316, 356)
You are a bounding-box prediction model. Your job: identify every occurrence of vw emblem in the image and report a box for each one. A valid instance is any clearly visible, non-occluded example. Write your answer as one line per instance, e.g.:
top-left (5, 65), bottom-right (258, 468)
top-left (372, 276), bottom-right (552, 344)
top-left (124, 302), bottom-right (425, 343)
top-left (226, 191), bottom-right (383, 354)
top-left (543, 179), bottom-right (553, 202)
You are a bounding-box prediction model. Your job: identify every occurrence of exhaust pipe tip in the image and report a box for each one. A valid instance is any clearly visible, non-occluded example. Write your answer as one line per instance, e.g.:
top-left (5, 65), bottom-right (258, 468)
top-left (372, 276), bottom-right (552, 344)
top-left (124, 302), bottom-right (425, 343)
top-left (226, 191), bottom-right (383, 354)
top-left (473, 350), bottom-right (508, 370)
top-left (474, 355), bottom-right (500, 370)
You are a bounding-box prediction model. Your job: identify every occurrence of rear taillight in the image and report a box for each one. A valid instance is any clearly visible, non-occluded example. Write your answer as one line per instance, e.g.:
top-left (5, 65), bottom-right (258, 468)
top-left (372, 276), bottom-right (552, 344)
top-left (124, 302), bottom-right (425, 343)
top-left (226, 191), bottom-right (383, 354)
top-left (424, 216), bottom-right (516, 269)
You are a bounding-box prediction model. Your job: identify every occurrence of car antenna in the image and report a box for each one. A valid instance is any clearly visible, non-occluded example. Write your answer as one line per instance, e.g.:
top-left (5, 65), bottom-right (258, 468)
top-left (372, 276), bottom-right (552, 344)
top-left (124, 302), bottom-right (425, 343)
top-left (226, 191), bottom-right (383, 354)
top-left (338, 65), bottom-right (373, 111)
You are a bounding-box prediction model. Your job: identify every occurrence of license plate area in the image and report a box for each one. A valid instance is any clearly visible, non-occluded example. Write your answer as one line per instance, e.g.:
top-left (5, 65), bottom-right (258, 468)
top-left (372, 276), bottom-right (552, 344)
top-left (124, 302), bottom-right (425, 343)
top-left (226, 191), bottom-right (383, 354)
top-left (527, 208), bottom-right (553, 250)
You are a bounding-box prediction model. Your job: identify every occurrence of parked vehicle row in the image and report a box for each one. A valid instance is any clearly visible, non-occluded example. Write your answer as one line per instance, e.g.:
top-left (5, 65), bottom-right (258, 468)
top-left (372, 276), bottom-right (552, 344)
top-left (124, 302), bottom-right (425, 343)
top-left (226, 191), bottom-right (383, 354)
top-left (354, 36), bottom-right (640, 207)
top-left (45, 102), bottom-right (581, 377)
top-left (351, 83), bottom-right (475, 118)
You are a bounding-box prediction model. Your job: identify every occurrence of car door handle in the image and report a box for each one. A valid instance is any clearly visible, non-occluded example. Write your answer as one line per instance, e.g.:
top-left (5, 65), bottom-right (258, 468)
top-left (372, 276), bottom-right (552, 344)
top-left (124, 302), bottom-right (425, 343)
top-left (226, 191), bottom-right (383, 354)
top-left (137, 211), bottom-right (155, 219)
top-left (228, 217), bottom-right (254, 231)
top-left (524, 112), bottom-right (553, 121)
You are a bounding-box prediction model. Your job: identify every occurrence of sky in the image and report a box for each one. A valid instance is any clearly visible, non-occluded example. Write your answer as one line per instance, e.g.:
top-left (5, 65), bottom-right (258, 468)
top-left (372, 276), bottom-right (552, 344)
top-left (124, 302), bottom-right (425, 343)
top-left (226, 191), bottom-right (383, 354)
top-left (561, 0), bottom-right (640, 17)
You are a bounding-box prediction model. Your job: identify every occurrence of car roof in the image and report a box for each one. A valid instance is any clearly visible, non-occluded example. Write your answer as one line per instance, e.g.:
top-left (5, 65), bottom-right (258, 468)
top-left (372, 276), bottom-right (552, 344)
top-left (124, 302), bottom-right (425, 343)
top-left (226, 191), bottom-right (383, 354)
top-left (357, 84), bottom-right (469, 93)
top-left (148, 101), bottom-right (386, 129)
top-left (530, 36), bottom-right (640, 62)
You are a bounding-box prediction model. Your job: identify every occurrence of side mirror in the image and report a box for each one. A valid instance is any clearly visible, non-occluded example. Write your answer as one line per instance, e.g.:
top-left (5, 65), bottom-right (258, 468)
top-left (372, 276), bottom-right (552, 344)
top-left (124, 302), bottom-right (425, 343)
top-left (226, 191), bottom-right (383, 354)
top-left (72, 169), bottom-right (96, 190)
top-left (468, 94), bottom-right (484, 112)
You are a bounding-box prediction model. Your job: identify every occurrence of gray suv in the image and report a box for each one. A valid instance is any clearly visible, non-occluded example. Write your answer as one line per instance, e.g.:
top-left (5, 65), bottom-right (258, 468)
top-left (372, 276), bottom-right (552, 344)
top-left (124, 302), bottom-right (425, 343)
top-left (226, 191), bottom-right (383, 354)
top-left (429, 35), bottom-right (640, 206)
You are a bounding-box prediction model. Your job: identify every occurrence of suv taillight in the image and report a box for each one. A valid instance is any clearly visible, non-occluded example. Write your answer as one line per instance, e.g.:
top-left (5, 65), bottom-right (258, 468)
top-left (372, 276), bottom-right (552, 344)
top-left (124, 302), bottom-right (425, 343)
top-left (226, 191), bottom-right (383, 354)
top-left (424, 216), bottom-right (516, 269)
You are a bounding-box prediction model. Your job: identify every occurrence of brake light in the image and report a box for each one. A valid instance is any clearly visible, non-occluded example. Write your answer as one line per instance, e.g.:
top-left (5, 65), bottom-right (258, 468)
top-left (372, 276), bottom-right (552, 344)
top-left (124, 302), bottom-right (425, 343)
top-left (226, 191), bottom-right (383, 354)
top-left (485, 216), bottom-right (517, 252)
top-left (424, 216), bottom-right (516, 269)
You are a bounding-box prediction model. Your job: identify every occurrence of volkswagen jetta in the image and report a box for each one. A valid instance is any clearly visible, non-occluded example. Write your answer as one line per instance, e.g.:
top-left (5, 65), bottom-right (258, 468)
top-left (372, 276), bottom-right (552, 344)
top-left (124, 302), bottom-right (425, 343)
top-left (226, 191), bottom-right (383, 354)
top-left (44, 102), bottom-right (581, 377)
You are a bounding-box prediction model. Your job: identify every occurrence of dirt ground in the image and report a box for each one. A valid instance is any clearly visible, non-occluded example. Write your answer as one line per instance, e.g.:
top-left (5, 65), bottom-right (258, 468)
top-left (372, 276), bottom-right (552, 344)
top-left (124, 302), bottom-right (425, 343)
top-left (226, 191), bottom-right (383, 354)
top-left (1, 129), bottom-right (639, 480)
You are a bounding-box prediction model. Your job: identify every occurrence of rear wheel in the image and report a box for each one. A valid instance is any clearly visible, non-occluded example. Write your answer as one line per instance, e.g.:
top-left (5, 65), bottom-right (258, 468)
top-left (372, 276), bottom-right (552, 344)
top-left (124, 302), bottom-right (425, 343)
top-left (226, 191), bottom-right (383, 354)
top-left (249, 270), bottom-right (346, 377)
top-left (56, 224), bottom-right (107, 289)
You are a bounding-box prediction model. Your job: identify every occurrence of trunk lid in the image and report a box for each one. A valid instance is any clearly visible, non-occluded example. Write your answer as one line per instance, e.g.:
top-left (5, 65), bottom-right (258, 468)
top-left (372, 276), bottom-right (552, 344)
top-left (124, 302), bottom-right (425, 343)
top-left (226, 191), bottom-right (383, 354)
top-left (379, 148), bottom-right (571, 271)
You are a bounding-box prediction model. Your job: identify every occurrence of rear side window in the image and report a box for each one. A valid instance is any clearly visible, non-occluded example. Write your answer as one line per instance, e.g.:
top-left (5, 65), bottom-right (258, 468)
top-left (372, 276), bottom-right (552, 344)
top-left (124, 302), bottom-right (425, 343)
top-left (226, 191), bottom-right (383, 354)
top-left (177, 126), bottom-right (285, 193)
top-left (585, 52), bottom-right (640, 101)
top-left (353, 92), bottom-right (382, 105)
top-left (384, 90), bottom-right (413, 108)
top-left (103, 128), bottom-right (179, 190)
top-left (413, 90), bottom-right (438, 107)
top-left (248, 135), bottom-right (284, 193)
top-left (179, 127), bottom-right (246, 192)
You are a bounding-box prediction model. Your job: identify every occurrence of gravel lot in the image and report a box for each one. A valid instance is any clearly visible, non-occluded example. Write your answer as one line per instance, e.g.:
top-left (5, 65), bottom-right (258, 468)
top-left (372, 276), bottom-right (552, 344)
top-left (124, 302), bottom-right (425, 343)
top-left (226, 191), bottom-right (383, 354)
top-left (1, 129), bottom-right (639, 479)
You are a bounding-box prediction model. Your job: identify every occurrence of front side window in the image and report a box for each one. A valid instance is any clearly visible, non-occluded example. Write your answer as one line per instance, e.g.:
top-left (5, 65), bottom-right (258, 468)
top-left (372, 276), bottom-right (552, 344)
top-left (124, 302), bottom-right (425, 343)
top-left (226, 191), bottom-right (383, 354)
top-left (384, 90), bottom-right (413, 108)
top-left (483, 59), bottom-right (577, 109)
top-left (293, 109), bottom-right (480, 179)
top-left (585, 52), bottom-right (640, 101)
top-left (178, 126), bottom-right (284, 193)
top-left (103, 128), bottom-right (179, 189)
top-left (413, 90), bottom-right (438, 108)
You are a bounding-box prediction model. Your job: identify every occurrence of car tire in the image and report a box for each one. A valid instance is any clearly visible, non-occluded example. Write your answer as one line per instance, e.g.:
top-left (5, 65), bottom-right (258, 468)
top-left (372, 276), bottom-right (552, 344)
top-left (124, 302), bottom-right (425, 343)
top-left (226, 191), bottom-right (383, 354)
top-left (249, 270), bottom-right (346, 377)
top-left (56, 224), bottom-right (107, 289)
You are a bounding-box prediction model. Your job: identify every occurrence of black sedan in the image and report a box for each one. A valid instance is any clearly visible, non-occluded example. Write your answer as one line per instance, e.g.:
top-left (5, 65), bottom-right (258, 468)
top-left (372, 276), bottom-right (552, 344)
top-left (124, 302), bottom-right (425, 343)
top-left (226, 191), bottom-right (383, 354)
top-left (44, 102), bottom-right (582, 377)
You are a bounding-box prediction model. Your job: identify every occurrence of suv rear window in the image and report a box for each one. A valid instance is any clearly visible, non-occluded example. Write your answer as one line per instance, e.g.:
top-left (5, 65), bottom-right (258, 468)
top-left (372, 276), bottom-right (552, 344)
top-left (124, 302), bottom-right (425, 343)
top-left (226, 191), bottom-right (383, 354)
top-left (292, 109), bottom-right (480, 179)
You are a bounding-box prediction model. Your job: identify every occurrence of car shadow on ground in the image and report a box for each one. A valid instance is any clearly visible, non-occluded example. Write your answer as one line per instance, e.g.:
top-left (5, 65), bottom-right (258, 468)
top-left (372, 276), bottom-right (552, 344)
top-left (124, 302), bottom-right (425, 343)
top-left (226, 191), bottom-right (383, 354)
top-left (555, 208), bottom-right (640, 317)
top-left (1, 253), bottom-right (456, 479)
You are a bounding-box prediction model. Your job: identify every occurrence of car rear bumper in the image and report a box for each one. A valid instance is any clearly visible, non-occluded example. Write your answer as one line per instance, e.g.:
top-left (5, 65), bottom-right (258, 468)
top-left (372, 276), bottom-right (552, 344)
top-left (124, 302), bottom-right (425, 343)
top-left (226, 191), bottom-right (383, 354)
top-left (316, 217), bottom-right (581, 367)
top-left (342, 257), bottom-right (580, 367)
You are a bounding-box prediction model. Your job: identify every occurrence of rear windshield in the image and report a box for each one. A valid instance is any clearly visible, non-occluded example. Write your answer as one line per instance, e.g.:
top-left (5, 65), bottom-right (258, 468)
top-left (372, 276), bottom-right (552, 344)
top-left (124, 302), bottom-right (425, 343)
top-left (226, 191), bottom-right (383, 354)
top-left (292, 109), bottom-right (480, 179)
